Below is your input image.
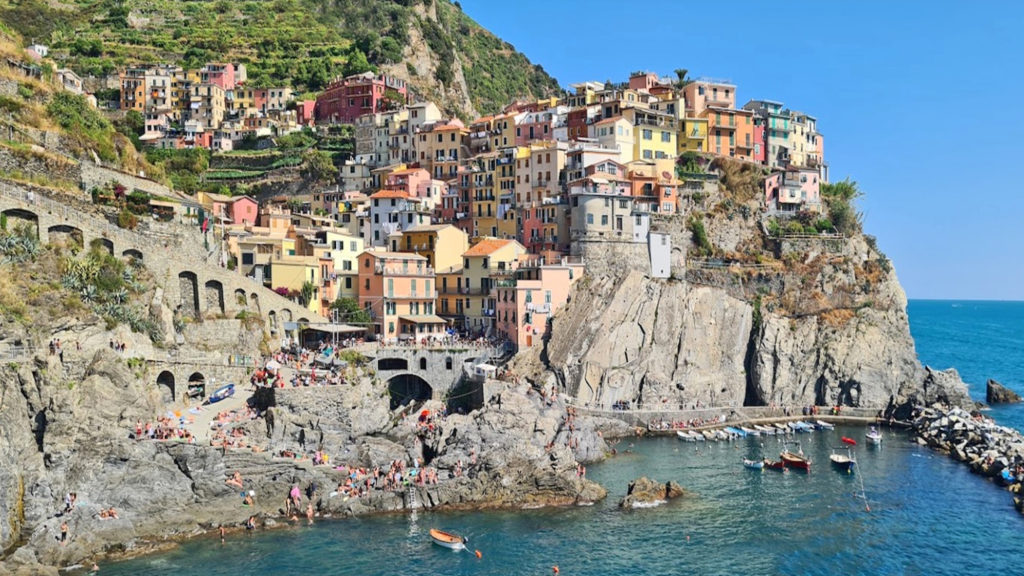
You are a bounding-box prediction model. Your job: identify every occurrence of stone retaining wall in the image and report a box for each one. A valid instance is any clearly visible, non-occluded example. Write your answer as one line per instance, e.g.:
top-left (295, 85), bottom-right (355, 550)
top-left (80, 161), bottom-right (170, 197)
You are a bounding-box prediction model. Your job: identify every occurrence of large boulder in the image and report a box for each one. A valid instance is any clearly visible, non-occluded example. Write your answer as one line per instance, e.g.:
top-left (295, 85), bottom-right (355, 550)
top-left (986, 379), bottom-right (1022, 404)
top-left (619, 476), bottom-right (685, 508)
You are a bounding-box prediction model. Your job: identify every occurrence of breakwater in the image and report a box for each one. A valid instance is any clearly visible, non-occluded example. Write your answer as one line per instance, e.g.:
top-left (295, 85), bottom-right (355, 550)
top-left (911, 406), bottom-right (1024, 514)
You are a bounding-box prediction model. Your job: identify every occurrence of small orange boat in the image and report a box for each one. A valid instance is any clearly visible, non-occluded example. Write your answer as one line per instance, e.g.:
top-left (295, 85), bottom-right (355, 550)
top-left (430, 528), bottom-right (467, 550)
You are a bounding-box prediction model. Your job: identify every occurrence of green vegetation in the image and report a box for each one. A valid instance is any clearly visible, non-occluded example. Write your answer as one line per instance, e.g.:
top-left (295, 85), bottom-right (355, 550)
top-left (300, 148), bottom-right (336, 183)
top-left (145, 148), bottom-right (210, 193)
top-left (688, 216), bottom-right (713, 257)
top-left (6, 0), bottom-right (559, 115)
top-left (330, 297), bottom-right (371, 325)
top-left (0, 223), bottom-right (40, 265)
top-left (46, 91), bottom-right (119, 162)
top-left (60, 245), bottom-right (162, 340)
top-left (820, 178), bottom-right (863, 236)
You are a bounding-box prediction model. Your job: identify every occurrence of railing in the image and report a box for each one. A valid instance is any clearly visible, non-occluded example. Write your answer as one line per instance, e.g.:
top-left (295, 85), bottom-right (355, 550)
top-left (525, 303), bottom-right (550, 314)
top-left (375, 264), bottom-right (434, 276)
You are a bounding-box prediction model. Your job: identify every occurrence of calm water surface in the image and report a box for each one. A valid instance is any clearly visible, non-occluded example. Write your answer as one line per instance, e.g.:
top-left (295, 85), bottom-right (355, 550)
top-left (104, 300), bottom-right (1024, 575)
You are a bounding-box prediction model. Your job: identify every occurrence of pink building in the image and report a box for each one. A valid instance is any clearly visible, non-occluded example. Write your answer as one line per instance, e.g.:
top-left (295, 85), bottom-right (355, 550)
top-left (296, 100), bottom-right (316, 126)
top-left (628, 71), bottom-right (660, 92)
top-left (201, 63), bottom-right (236, 91)
top-left (384, 168), bottom-right (431, 198)
top-left (227, 196), bottom-right (259, 226)
top-left (515, 110), bottom-right (556, 146)
top-left (495, 260), bottom-right (584, 351)
top-left (764, 167), bottom-right (821, 213)
top-left (315, 72), bottom-right (408, 124)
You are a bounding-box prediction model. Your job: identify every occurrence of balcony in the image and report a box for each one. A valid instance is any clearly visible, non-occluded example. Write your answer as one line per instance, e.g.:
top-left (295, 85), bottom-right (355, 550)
top-left (374, 264), bottom-right (435, 276)
top-left (494, 278), bottom-right (517, 288)
top-left (526, 303), bottom-right (551, 314)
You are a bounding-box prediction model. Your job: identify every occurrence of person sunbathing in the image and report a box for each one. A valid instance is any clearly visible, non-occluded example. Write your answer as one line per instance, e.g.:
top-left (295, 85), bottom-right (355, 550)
top-left (226, 471), bottom-right (243, 488)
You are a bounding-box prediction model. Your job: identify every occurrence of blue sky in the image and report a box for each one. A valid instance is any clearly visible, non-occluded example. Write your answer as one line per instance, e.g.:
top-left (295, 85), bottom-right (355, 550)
top-left (458, 0), bottom-right (1024, 301)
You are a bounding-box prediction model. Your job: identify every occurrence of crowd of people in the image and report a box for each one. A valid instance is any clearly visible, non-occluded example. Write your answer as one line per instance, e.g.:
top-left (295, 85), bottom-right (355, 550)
top-left (210, 406), bottom-right (261, 450)
top-left (133, 414), bottom-right (196, 442)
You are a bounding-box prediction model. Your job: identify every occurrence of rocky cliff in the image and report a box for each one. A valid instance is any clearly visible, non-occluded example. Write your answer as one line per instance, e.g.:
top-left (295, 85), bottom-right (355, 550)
top-left (516, 162), bottom-right (969, 414)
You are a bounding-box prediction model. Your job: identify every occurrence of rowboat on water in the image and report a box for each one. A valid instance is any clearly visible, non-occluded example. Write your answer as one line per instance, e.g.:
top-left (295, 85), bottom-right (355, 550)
top-left (866, 427), bottom-right (883, 445)
top-left (815, 420), bottom-right (836, 431)
top-left (755, 425), bottom-right (776, 436)
top-left (774, 423), bottom-right (792, 434)
top-left (763, 459), bottom-right (788, 472)
top-left (841, 437), bottom-right (858, 446)
top-left (830, 448), bottom-right (856, 474)
top-left (430, 528), bottom-right (467, 550)
top-left (780, 444), bottom-right (811, 471)
top-left (208, 383), bottom-right (235, 404)
top-left (740, 426), bottom-right (760, 437)
top-left (743, 458), bottom-right (764, 470)
top-left (676, 430), bottom-right (695, 442)
top-left (712, 429), bottom-right (730, 441)
top-left (701, 430), bottom-right (716, 441)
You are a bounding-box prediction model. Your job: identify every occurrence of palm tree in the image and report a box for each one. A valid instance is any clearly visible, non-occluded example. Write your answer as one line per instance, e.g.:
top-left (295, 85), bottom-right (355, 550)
top-left (674, 68), bottom-right (690, 89)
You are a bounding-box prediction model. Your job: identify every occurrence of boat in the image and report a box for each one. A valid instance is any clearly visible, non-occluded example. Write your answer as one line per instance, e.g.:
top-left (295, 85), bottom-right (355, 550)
top-left (743, 458), bottom-right (764, 470)
top-left (1000, 468), bottom-right (1017, 486)
top-left (724, 426), bottom-right (747, 438)
top-left (740, 426), bottom-right (760, 437)
top-left (754, 425), bottom-right (775, 436)
top-left (829, 449), bottom-right (856, 474)
top-left (815, 420), bottom-right (835, 431)
top-left (676, 430), bottom-right (696, 442)
top-left (763, 459), bottom-right (788, 472)
top-left (780, 446), bottom-right (811, 471)
top-left (866, 427), bottom-right (883, 445)
top-left (712, 429), bottom-right (730, 441)
top-left (794, 421), bottom-right (815, 433)
top-left (208, 383), bottom-right (235, 404)
top-left (841, 437), bottom-right (858, 446)
top-left (430, 528), bottom-right (467, 550)
top-left (700, 430), bottom-right (716, 441)
top-left (774, 423), bottom-right (791, 434)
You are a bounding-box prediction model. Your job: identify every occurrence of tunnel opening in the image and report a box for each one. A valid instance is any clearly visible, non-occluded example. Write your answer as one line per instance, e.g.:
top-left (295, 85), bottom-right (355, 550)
top-left (387, 374), bottom-right (433, 410)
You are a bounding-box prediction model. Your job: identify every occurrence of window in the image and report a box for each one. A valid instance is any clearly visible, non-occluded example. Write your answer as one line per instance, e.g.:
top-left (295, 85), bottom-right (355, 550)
top-left (643, 150), bottom-right (653, 159)
top-left (661, 131), bottom-right (671, 143)
top-left (586, 213), bottom-right (594, 225)
top-left (601, 215), bottom-right (608, 226)
top-left (345, 277), bottom-right (352, 289)
top-left (642, 129), bottom-right (653, 140)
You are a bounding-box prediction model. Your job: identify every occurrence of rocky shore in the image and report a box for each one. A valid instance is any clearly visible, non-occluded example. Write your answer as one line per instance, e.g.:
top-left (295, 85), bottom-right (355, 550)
top-left (910, 405), bottom-right (1024, 515)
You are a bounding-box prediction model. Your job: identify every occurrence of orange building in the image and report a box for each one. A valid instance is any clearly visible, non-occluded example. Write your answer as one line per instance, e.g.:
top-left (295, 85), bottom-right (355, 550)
top-left (357, 250), bottom-right (443, 342)
top-left (702, 107), bottom-right (755, 161)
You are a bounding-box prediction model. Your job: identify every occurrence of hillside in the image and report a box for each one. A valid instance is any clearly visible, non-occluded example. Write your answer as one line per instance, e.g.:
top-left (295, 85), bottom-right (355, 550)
top-left (0, 0), bottom-right (561, 117)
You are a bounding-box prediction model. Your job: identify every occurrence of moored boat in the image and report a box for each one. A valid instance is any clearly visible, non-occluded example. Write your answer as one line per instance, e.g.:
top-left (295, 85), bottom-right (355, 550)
top-left (430, 528), bottom-right (467, 550)
top-left (701, 430), bottom-right (716, 441)
top-left (841, 436), bottom-right (857, 446)
top-left (774, 423), bottom-right (791, 434)
top-left (743, 458), bottom-right (764, 470)
top-left (713, 429), bottom-right (729, 441)
top-left (780, 450), bottom-right (811, 471)
top-left (829, 448), bottom-right (856, 474)
top-left (866, 427), bottom-right (883, 445)
top-left (740, 426), bottom-right (760, 437)
top-left (754, 425), bottom-right (775, 436)
top-left (763, 459), bottom-right (788, 472)
top-left (725, 426), bottom-right (747, 438)
top-left (815, 420), bottom-right (835, 431)
top-left (676, 430), bottom-right (696, 442)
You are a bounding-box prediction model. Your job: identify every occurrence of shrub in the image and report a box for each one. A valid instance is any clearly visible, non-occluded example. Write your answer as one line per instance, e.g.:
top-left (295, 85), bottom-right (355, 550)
top-left (814, 219), bottom-right (833, 233)
top-left (688, 216), bottom-right (713, 257)
top-left (785, 221), bottom-right (805, 236)
top-left (117, 209), bottom-right (139, 230)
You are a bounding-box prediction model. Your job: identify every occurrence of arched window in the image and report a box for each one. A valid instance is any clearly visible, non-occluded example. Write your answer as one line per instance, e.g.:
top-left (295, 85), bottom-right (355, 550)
top-left (419, 357), bottom-right (427, 370)
top-left (445, 357), bottom-right (453, 370)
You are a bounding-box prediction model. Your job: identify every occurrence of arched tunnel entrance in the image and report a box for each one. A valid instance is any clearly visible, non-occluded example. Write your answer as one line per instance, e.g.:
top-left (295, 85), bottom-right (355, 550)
top-left (386, 374), bottom-right (433, 410)
top-left (156, 370), bottom-right (175, 404)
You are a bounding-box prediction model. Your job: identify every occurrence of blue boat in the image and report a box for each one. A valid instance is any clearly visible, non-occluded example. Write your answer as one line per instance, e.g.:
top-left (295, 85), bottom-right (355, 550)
top-left (724, 426), bottom-right (747, 437)
top-left (208, 383), bottom-right (235, 404)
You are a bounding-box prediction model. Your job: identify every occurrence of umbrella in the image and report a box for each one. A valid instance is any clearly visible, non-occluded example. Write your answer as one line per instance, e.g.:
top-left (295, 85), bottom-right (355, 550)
top-left (265, 359), bottom-right (281, 371)
top-left (420, 410), bottom-right (430, 417)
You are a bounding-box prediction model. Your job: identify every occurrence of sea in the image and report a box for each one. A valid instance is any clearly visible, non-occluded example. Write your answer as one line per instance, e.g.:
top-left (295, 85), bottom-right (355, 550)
top-left (102, 300), bottom-right (1024, 576)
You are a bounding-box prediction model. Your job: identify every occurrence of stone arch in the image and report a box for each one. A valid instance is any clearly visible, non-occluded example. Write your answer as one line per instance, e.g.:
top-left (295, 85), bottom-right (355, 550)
top-left (378, 357), bottom-right (408, 371)
top-left (47, 224), bottom-right (83, 249)
top-left (419, 357), bottom-right (427, 370)
top-left (267, 310), bottom-right (278, 332)
top-left (187, 372), bottom-right (206, 400)
top-left (1, 208), bottom-right (39, 238)
top-left (249, 292), bottom-right (261, 313)
top-left (178, 271), bottom-right (200, 318)
top-left (281, 309), bottom-right (293, 323)
top-left (297, 317), bottom-right (310, 326)
top-left (122, 248), bottom-right (143, 262)
top-left (93, 237), bottom-right (114, 255)
top-left (204, 280), bottom-right (225, 315)
top-left (234, 288), bottom-right (248, 309)
top-left (386, 373), bottom-right (433, 410)
top-left (156, 370), bottom-right (175, 404)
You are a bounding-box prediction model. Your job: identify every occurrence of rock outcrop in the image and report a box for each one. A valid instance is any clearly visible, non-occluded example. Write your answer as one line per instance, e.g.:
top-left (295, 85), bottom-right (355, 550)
top-left (619, 477), bottom-right (685, 508)
top-left (986, 379), bottom-right (1022, 404)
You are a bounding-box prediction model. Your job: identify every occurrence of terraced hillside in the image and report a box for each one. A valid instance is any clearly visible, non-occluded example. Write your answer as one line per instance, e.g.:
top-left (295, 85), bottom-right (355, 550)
top-left (0, 0), bottom-right (561, 116)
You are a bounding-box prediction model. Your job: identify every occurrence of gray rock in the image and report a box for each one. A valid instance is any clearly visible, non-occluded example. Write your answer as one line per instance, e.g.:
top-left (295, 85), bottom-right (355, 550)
top-left (619, 477), bottom-right (686, 508)
top-left (987, 379), bottom-right (1022, 404)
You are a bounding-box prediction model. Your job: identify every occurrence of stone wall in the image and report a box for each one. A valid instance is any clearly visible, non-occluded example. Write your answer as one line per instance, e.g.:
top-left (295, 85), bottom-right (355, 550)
top-left (775, 235), bottom-right (847, 260)
top-left (79, 161), bottom-right (169, 196)
top-left (0, 145), bottom-right (80, 185)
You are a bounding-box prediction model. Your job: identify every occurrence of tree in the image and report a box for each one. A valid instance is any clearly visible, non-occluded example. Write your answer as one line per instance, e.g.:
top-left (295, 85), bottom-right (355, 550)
top-left (821, 178), bottom-right (863, 235)
top-left (299, 281), bottom-right (316, 307)
top-left (674, 68), bottom-right (690, 89)
top-left (342, 49), bottom-right (373, 77)
top-left (301, 149), bottom-right (336, 183)
top-left (330, 297), bottom-right (371, 324)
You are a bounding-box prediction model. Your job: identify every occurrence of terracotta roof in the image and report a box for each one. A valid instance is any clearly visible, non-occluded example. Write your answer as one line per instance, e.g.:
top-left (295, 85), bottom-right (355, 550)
top-left (464, 238), bottom-right (514, 257)
top-left (369, 189), bottom-right (409, 199)
top-left (593, 116), bottom-right (624, 126)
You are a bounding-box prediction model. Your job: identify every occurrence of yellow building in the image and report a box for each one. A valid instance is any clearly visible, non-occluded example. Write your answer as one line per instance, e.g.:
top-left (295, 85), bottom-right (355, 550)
top-left (399, 223), bottom-right (469, 271)
top-left (679, 117), bottom-right (709, 154)
top-left (269, 246), bottom-right (337, 316)
top-left (623, 107), bottom-right (677, 162)
top-left (460, 238), bottom-right (527, 334)
top-left (323, 230), bottom-right (365, 299)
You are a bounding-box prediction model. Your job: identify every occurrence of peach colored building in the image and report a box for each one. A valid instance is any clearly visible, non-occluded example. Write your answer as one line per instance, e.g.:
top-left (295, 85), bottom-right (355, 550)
top-left (683, 78), bottom-right (737, 116)
top-left (495, 259), bottom-right (584, 351)
top-left (357, 250), bottom-right (442, 342)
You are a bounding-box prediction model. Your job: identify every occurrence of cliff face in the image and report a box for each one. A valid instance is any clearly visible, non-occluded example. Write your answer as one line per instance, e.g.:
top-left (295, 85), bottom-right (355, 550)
top-left (518, 171), bottom-right (964, 414)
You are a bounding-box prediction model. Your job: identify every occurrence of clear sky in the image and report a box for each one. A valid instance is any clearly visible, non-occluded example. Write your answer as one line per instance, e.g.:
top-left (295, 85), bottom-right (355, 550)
top-left (458, 0), bottom-right (1024, 301)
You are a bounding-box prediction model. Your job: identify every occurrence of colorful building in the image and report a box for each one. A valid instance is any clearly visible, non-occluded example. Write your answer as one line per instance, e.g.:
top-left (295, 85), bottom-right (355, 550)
top-left (315, 72), bottom-right (408, 124)
top-left (495, 259), bottom-right (584, 351)
top-left (357, 250), bottom-right (442, 342)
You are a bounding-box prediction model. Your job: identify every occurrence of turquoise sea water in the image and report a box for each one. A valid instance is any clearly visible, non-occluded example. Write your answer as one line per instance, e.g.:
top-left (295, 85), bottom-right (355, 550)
top-left (103, 300), bottom-right (1024, 575)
